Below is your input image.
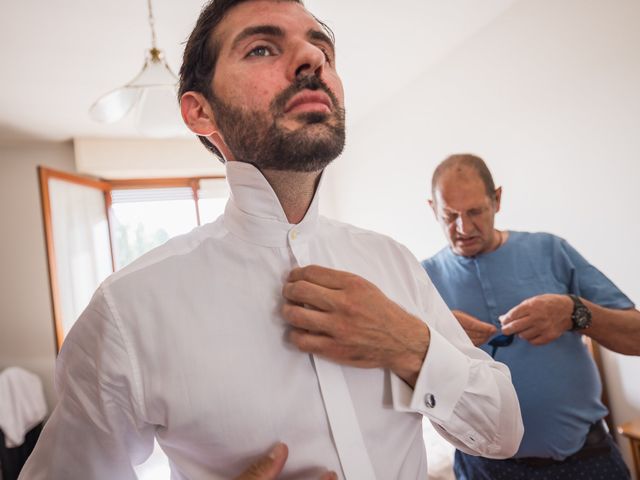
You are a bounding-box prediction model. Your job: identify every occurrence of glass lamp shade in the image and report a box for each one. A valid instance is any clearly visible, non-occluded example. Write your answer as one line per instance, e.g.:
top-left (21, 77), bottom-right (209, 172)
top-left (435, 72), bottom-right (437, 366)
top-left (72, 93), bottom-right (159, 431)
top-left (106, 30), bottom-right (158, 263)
top-left (89, 48), bottom-right (186, 136)
top-left (135, 86), bottom-right (186, 137)
top-left (89, 87), bottom-right (141, 124)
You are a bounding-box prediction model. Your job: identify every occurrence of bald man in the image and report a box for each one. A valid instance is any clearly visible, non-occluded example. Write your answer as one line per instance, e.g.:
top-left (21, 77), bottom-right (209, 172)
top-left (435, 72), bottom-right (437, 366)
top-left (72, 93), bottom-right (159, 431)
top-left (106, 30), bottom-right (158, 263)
top-left (422, 154), bottom-right (639, 479)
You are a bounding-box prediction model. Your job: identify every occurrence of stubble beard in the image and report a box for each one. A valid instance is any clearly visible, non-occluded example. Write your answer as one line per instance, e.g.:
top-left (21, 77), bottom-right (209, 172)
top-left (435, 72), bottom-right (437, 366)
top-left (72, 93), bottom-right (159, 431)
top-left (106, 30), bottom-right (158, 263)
top-left (209, 75), bottom-right (346, 172)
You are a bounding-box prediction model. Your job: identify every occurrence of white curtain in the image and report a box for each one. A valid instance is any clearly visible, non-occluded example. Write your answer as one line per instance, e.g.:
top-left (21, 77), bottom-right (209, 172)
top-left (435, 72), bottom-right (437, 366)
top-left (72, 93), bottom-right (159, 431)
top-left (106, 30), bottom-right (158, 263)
top-left (48, 178), bottom-right (112, 337)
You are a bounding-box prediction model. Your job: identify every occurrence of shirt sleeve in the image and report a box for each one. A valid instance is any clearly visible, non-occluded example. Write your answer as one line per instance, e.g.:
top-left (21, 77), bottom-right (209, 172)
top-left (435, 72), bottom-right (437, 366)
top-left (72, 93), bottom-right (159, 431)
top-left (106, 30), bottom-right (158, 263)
top-left (556, 238), bottom-right (635, 309)
top-left (390, 265), bottom-right (524, 459)
top-left (19, 287), bottom-right (155, 480)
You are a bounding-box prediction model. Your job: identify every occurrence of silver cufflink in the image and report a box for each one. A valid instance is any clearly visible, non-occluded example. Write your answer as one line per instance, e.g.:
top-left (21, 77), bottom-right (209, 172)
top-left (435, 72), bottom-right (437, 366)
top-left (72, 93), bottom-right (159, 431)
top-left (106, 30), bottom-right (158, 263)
top-left (424, 393), bottom-right (436, 408)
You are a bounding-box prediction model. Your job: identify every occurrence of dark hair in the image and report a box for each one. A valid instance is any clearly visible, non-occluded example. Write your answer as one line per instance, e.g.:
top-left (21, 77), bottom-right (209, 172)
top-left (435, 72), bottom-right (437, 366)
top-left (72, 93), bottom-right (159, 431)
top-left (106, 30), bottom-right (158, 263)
top-left (431, 153), bottom-right (497, 200)
top-left (179, 0), bottom-right (336, 161)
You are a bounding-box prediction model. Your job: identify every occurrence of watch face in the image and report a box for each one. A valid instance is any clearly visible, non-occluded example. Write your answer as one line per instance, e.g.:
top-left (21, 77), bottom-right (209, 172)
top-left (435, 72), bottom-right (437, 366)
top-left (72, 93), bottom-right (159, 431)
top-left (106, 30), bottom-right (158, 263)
top-left (569, 294), bottom-right (592, 330)
top-left (574, 306), bottom-right (592, 329)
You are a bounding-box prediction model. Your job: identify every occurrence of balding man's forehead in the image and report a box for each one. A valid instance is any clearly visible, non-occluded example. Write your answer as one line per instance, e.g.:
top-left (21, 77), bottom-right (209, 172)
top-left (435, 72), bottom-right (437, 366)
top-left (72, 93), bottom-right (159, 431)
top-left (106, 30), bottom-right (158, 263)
top-left (438, 165), bottom-right (481, 185)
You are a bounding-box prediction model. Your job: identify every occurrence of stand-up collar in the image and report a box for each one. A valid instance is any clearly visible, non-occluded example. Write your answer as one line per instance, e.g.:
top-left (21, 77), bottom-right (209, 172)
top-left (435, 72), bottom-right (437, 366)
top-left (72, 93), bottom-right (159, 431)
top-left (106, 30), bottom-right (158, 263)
top-left (222, 161), bottom-right (321, 247)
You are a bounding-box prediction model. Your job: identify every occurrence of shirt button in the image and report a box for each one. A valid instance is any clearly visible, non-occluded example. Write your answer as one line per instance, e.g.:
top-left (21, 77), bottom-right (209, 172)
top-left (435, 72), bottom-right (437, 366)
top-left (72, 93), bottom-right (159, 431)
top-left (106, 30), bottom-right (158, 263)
top-left (290, 230), bottom-right (298, 240)
top-left (424, 393), bottom-right (436, 408)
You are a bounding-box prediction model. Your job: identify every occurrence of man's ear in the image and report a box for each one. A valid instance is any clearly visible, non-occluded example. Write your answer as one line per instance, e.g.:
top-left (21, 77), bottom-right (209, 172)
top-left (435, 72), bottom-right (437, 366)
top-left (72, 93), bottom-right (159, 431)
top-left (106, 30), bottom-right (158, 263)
top-left (180, 91), bottom-right (235, 162)
top-left (180, 91), bottom-right (217, 136)
top-left (494, 186), bottom-right (502, 213)
top-left (428, 199), bottom-right (437, 217)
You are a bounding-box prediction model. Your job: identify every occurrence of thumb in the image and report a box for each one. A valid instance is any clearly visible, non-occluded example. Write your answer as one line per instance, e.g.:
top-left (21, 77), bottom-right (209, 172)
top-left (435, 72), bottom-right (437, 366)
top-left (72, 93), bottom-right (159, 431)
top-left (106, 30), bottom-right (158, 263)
top-left (235, 443), bottom-right (289, 480)
top-left (453, 309), bottom-right (482, 324)
top-left (483, 323), bottom-right (498, 334)
top-left (500, 302), bottom-right (523, 326)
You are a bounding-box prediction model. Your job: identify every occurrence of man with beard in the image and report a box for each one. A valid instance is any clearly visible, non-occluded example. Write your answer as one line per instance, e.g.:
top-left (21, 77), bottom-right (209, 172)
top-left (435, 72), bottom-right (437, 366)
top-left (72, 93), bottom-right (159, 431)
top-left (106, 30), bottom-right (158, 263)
top-left (20, 2), bottom-right (522, 479)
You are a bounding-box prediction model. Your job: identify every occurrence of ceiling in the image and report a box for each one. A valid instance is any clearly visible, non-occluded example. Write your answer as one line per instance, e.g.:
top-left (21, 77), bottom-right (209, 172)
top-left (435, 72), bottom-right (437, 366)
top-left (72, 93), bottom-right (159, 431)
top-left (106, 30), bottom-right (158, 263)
top-left (0, 0), bottom-right (518, 143)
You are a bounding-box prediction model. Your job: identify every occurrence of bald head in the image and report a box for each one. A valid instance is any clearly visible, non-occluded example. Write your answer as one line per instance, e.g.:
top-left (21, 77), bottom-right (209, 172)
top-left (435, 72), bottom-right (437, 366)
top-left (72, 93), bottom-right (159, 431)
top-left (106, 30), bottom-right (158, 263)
top-left (429, 154), bottom-right (502, 257)
top-left (431, 154), bottom-right (496, 201)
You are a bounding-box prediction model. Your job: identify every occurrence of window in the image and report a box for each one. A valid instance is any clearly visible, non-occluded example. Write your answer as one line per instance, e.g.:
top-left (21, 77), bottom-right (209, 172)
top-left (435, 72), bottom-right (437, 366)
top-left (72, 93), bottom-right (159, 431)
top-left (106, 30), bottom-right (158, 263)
top-left (110, 187), bottom-right (198, 270)
top-left (39, 167), bottom-right (228, 351)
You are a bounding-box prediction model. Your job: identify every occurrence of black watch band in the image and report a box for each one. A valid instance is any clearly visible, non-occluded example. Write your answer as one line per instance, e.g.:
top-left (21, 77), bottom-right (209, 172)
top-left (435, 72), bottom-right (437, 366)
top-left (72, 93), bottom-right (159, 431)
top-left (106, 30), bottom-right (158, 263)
top-left (568, 294), bottom-right (592, 331)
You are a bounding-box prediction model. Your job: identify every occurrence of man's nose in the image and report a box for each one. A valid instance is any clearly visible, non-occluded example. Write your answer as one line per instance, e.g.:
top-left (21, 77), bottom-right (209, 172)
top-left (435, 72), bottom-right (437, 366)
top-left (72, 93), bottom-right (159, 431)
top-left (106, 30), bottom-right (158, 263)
top-left (288, 41), bottom-right (326, 82)
top-left (455, 214), bottom-right (473, 234)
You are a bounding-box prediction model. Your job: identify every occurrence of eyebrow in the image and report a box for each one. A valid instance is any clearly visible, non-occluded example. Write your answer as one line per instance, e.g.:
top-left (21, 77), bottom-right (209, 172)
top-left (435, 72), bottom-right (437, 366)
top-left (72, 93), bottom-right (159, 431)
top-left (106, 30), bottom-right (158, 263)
top-left (441, 206), bottom-right (487, 215)
top-left (230, 25), bottom-right (284, 52)
top-left (229, 25), bottom-right (335, 57)
top-left (308, 28), bottom-right (335, 56)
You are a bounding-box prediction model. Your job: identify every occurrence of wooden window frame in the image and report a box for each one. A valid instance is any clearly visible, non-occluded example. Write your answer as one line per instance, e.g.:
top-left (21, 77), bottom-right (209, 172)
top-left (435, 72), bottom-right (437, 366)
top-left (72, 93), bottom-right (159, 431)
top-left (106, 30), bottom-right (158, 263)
top-left (38, 166), bottom-right (224, 352)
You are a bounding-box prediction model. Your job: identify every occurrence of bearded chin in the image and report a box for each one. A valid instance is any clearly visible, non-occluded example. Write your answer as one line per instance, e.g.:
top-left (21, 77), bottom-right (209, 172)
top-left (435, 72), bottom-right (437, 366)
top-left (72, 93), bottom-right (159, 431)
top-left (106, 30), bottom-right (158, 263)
top-left (210, 98), bottom-right (346, 172)
top-left (258, 115), bottom-right (346, 172)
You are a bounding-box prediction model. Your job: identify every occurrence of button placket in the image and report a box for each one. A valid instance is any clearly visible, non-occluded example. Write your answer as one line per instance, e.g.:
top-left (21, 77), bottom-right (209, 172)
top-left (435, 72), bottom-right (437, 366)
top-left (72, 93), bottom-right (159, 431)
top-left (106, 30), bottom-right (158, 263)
top-left (474, 259), bottom-right (500, 328)
top-left (286, 228), bottom-right (376, 478)
top-left (288, 228), bottom-right (309, 267)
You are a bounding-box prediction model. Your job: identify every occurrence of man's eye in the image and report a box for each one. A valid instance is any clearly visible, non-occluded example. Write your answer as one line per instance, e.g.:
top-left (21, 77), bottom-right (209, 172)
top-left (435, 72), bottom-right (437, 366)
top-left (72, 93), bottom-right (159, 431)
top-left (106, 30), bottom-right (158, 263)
top-left (320, 47), bottom-right (333, 63)
top-left (247, 46), bottom-right (272, 57)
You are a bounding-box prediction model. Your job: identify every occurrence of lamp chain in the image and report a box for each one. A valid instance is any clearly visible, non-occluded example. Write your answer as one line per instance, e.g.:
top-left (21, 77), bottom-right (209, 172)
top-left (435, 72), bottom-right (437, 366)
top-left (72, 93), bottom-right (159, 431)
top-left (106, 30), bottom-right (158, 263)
top-left (147, 0), bottom-right (158, 50)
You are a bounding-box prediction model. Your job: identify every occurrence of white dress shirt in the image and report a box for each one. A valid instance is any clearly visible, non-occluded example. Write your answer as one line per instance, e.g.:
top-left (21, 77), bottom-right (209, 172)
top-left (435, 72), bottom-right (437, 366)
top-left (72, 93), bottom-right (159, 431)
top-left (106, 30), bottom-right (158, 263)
top-left (21, 162), bottom-right (522, 480)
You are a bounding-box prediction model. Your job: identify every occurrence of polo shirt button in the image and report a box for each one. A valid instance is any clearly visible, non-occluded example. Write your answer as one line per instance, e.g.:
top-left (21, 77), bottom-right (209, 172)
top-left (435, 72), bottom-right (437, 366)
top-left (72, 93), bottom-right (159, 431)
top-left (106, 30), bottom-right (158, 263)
top-left (290, 230), bottom-right (298, 240)
top-left (424, 393), bottom-right (436, 408)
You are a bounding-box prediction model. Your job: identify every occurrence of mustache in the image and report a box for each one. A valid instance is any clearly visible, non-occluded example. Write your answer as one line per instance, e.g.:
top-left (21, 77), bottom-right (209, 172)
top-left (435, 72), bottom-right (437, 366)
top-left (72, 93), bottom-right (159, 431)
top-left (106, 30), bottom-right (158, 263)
top-left (271, 74), bottom-right (341, 115)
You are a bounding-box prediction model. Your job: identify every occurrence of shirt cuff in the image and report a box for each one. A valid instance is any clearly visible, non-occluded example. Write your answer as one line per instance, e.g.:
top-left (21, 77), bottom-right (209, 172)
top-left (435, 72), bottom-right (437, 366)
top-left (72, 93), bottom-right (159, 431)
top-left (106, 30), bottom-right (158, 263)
top-left (390, 327), bottom-right (470, 422)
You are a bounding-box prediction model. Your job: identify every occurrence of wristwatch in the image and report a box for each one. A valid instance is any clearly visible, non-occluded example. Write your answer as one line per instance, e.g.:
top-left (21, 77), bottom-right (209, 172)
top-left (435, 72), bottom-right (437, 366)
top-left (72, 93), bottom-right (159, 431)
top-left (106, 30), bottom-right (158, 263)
top-left (568, 294), bottom-right (592, 330)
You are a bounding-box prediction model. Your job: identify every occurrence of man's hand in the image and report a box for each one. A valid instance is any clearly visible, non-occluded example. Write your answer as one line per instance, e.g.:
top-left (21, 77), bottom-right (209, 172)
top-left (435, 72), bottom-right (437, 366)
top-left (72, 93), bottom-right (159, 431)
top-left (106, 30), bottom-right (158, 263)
top-left (235, 443), bottom-right (337, 480)
top-left (282, 265), bottom-right (430, 387)
top-left (452, 310), bottom-right (497, 346)
top-left (500, 294), bottom-right (573, 345)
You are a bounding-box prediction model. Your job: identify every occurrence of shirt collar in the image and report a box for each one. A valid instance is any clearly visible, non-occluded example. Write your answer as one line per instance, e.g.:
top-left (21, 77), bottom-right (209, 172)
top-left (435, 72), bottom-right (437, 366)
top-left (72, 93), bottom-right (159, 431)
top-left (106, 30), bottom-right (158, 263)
top-left (222, 161), bottom-right (321, 247)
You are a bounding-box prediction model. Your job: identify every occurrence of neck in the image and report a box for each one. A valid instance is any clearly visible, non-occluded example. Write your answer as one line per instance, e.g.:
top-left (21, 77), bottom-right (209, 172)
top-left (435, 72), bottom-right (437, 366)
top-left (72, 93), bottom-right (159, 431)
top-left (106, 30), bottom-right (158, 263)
top-left (491, 229), bottom-right (507, 252)
top-left (261, 169), bottom-right (321, 224)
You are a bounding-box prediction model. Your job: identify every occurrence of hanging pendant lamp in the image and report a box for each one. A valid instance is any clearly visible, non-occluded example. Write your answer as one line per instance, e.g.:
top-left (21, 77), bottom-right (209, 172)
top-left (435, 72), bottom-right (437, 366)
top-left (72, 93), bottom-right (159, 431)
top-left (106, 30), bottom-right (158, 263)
top-left (89, 0), bottom-right (185, 137)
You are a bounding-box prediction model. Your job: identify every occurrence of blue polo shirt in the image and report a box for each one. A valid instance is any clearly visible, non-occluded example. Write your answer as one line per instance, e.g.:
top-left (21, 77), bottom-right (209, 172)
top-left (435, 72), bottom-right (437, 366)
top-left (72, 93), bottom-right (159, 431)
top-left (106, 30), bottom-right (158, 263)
top-left (421, 231), bottom-right (634, 460)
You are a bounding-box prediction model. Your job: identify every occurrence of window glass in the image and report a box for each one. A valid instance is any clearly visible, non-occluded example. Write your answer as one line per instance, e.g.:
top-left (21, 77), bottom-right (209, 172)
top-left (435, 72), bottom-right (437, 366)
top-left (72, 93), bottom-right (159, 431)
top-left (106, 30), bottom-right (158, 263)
top-left (198, 178), bottom-right (229, 224)
top-left (111, 187), bottom-right (198, 269)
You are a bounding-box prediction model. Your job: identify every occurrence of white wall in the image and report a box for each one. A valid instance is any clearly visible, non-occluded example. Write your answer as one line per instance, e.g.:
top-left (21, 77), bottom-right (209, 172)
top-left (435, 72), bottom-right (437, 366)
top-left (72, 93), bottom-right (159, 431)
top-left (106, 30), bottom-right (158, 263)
top-left (0, 141), bottom-right (77, 409)
top-left (324, 0), bottom-right (640, 474)
top-left (74, 137), bottom-right (225, 179)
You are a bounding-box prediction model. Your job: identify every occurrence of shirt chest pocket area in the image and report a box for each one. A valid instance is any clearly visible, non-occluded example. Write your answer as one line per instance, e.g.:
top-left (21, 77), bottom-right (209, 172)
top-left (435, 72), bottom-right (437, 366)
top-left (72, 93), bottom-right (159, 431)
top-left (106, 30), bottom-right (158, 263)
top-left (503, 271), bottom-right (568, 307)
